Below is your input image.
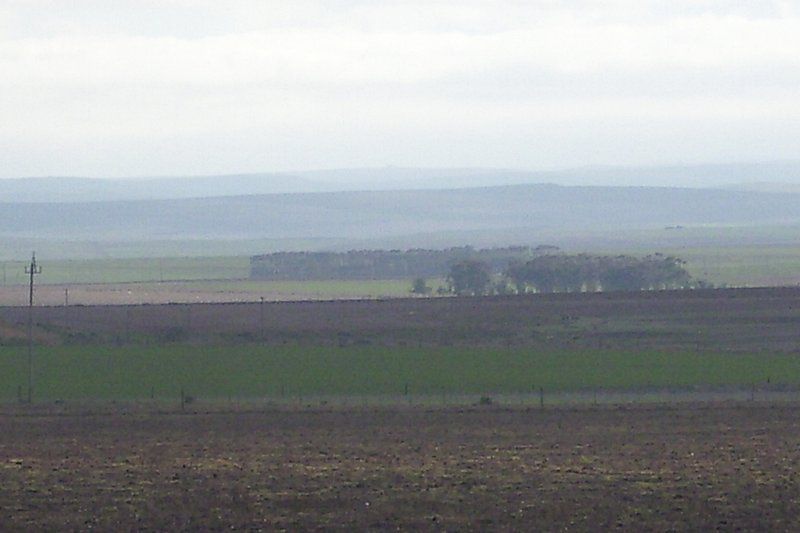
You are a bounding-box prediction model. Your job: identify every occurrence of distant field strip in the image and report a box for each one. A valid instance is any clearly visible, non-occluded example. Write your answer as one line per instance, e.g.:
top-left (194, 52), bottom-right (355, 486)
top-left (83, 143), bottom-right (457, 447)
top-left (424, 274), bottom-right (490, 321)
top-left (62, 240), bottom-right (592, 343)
top-left (0, 257), bottom-right (435, 303)
top-left (0, 243), bottom-right (800, 288)
top-left (0, 256), bottom-right (251, 285)
top-left (0, 346), bottom-right (796, 401)
top-left (187, 279), bottom-right (433, 298)
top-left (5, 245), bottom-right (800, 290)
top-left (673, 246), bottom-right (800, 286)
top-left (0, 278), bottom-right (429, 306)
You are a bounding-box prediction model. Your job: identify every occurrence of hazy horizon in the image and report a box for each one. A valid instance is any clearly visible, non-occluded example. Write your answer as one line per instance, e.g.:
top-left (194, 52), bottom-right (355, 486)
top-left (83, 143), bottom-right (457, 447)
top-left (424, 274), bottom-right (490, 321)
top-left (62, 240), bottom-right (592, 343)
top-left (4, 161), bottom-right (800, 199)
top-left (5, 159), bottom-right (800, 180)
top-left (2, 1), bottom-right (799, 181)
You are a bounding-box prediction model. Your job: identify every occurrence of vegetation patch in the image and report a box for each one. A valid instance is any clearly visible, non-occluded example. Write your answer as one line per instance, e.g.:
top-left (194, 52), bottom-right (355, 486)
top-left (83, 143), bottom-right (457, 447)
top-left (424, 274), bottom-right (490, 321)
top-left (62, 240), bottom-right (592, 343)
top-left (0, 345), bottom-right (796, 401)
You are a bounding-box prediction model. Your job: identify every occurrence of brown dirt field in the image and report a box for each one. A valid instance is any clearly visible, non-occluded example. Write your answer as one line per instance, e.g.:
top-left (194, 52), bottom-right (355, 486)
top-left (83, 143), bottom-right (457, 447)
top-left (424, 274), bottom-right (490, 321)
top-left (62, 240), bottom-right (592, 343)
top-left (0, 320), bottom-right (27, 344)
top-left (3, 286), bottom-right (800, 351)
top-left (1, 404), bottom-right (799, 530)
top-left (0, 318), bottom-right (61, 346)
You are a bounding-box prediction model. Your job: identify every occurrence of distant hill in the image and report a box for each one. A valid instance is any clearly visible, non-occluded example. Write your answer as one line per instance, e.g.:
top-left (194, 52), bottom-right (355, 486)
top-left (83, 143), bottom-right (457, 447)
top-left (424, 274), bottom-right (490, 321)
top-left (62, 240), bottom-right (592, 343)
top-left (0, 174), bottom-right (325, 203)
top-left (539, 161), bottom-right (800, 189)
top-left (4, 161), bottom-right (800, 203)
top-left (724, 182), bottom-right (800, 194)
top-left (0, 168), bottom-right (555, 202)
top-left (1, 184), bottom-right (799, 246)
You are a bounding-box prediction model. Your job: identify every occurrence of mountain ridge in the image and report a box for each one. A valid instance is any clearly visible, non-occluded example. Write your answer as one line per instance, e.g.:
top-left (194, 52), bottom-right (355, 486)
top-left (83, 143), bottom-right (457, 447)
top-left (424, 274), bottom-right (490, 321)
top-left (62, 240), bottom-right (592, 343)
top-left (4, 161), bottom-right (800, 203)
top-left (2, 182), bottom-right (798, 242)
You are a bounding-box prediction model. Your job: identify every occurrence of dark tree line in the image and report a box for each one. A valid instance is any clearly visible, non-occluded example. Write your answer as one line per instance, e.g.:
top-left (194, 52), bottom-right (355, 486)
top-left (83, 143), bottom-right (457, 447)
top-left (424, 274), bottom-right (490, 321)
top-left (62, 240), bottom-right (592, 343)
top-left (446, 253), bottom-right (694, 295)
top-left (250, 246), bottom-right (553, 281)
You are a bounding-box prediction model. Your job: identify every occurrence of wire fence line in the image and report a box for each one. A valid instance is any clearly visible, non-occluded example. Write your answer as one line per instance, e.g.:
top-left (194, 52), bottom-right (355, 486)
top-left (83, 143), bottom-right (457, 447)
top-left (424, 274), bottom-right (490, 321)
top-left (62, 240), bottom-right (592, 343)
top-left (3, 385), bottom-right (800, 415)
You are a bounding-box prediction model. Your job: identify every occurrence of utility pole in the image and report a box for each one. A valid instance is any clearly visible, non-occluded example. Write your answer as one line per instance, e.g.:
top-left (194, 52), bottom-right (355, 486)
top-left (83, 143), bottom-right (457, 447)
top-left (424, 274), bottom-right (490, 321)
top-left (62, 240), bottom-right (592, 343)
top-left (25, 252), bottom-right (42, 403)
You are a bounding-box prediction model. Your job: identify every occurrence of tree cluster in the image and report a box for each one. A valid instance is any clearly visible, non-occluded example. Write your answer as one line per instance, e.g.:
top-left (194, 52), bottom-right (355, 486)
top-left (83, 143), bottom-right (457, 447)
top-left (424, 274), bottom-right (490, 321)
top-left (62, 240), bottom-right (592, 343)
top-left (446, 253), bottom-right (694, 295)
top-left (445, 260), bottom-right (491, 296)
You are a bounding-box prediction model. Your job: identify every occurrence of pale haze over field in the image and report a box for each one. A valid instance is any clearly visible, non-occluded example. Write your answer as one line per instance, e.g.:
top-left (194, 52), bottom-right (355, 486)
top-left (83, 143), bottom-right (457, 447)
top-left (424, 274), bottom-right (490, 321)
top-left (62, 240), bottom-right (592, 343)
top-left (1, 1), bottom-right (799, 182)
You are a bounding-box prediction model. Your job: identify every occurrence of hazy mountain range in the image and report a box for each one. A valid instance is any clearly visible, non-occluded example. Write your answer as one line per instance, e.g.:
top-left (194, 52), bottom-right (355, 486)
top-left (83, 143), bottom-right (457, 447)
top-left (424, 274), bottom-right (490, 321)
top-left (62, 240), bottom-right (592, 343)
top-left (2, 182), bottom-right (799, 245)
top-left (2, 162), bottom-right (800, 260)
top-left (3, 161), bottom-right (800, 203)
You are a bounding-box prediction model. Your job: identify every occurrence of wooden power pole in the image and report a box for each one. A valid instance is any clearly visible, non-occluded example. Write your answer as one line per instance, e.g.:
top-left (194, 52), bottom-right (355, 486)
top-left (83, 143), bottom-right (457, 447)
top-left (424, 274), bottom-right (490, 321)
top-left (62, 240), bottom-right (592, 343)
top-left (25, 252), bottom-right (42, 403)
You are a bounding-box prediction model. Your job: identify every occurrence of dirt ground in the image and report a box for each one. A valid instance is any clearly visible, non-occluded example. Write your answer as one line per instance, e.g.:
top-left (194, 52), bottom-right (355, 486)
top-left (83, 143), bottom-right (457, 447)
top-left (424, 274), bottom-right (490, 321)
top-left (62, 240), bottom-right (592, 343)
top-left (3, 286), bottom-right (800, 352)
top-left (0, 403), bottom-right (799, 531)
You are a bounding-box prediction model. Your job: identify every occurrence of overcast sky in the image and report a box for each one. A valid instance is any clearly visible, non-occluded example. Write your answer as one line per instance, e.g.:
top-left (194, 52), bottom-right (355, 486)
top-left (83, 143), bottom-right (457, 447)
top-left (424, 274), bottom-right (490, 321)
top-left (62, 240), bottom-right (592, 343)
top-left (1, 1), bottom-right (799, 179)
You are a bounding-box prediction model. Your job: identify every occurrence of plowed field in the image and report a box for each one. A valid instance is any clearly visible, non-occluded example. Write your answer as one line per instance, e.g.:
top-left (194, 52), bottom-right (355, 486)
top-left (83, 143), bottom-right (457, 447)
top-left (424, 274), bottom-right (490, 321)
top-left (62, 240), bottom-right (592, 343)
top-left (1, 404), bottom-right (799, 530)
top-left (2, 286), bottom-right (800, 352)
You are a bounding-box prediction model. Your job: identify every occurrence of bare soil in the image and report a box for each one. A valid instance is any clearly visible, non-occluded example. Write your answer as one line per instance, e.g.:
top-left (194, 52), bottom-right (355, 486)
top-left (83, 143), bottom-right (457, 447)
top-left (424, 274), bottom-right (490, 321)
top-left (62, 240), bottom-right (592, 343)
top-left (3, 286), bottom-right (800, 351)
top-left (1, 403), bottom-right (799, 531)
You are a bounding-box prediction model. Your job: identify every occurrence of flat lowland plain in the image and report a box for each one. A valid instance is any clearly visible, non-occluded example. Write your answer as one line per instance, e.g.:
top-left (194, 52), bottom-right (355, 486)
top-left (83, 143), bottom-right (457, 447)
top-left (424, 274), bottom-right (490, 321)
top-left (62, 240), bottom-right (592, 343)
top-left (3, 289), bottom-right (800, 530)
top-left (2, 242), bottom-right (800, 305)
top-left (2, 404), bottom-right (800, 530)
top-left (0, 279), bottom-right (420, 306)
top-left (2, 287), bottom-right (800, 401)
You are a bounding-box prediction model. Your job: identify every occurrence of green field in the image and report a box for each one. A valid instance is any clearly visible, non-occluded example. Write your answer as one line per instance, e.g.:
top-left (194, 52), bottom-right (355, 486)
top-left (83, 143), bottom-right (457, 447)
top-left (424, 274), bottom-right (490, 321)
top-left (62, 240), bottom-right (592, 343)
top-left (665, 245), bottom-right (800, 286)
top-left (183, 278), bottom-right (443, 298)
top-left (1, 345), bottom-right (795, 401)
top-left (0, 256), bottom-right (250, 285)
top-left (0, 257), bottom-right (440, 297)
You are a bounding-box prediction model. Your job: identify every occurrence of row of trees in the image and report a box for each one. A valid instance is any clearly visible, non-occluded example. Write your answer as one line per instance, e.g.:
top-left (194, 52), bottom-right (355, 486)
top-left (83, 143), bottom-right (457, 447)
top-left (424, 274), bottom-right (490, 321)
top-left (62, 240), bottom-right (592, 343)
top-left (251, 246), bottom-right (555, 281)
top-left (437, 254), bottom-right (696, 296)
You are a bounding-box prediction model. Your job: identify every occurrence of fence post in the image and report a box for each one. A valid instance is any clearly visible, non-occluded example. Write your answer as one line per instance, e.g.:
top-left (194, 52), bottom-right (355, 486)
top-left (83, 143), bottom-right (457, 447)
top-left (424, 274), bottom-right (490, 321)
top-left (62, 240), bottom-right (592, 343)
top-left (259, 297), bottom-right (265, 339)
top-left (539, 387), bottom-right (544, 408)
top-left (180, 388), bottom-right (185, 411)
top-left (125, 307), bottom-right (131, 344)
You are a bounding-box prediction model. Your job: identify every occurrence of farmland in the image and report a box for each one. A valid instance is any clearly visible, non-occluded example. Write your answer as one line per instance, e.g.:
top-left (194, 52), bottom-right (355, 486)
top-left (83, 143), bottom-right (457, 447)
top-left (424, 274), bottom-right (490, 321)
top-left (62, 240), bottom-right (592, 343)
top-left (663, 244), bottom-right (800, 287)
top-left (0, 278), bottom-right (423, 306)
top-left (2, 345), bottom-right (800, 402)
top-left (1, 287), bottom-right (800, 401)
top-left (0, 256), bottom-right (251, 286)
top-left (2, 404), bottom-right (800, 530)
top-left (2, 242), bottom-right (800, 305)
top-left (3, 286), bottom-right (799, 351)
top-left (3, 286), bottom-right (800, 529)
